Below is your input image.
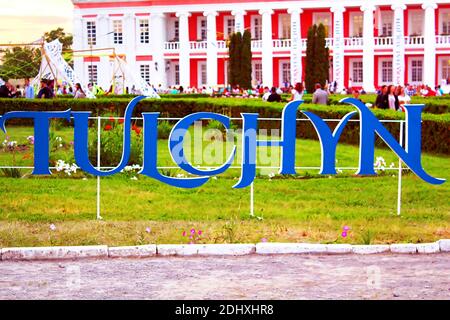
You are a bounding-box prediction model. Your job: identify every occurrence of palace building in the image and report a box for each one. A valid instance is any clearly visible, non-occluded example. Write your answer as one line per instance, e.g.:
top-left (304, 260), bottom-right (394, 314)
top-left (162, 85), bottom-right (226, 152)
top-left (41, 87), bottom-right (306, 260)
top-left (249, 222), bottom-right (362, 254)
top-left (71, 0), bottom-right (450, 92)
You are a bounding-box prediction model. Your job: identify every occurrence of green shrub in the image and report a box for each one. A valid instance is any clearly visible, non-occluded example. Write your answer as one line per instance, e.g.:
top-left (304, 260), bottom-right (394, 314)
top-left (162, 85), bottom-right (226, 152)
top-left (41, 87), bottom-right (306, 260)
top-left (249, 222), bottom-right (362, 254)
top-left (87, 119), bottom-right (143, 167)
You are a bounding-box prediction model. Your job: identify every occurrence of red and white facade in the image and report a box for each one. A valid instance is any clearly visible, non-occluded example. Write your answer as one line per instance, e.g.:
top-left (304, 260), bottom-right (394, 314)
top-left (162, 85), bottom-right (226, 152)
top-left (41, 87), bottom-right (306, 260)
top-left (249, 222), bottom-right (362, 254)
top-left (72, 0), bottom-right (450, 92)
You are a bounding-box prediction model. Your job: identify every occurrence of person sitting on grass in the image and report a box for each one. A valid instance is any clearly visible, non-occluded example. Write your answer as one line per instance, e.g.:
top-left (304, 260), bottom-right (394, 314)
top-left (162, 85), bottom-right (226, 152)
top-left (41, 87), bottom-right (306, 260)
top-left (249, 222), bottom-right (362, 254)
top-left (267, 87), bottom-right (282, 102)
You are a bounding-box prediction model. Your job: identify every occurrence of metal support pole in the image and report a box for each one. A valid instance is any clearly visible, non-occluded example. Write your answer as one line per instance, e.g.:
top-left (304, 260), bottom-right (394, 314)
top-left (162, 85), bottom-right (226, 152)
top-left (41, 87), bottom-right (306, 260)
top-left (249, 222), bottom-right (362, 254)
top-left (250, 182), bottom-right (254, 217)
top-left (397, 121), bottom-right (404, 216)
top-left (96, 117), bottom-right (102, 220)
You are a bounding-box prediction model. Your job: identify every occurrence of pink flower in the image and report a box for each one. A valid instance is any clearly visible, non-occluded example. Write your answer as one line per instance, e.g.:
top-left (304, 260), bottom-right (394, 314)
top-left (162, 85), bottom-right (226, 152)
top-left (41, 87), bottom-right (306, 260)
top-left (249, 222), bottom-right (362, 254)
top-left (145, 227), bottom-right (151, 234)
top-left (261, 238), bottom-right (268, 243)
top-left (182, 231), bottom-right (186, 237)
top-left (189, 235), bottom-right (193, 240)
top-left (341, 232), bottom-right (347, 238)
top-left (190, 228), bottom-right (196, 235)
top-left (198, 230), bottom-right (203, 236)
top-left (343, 226), bottom-right (350, 231)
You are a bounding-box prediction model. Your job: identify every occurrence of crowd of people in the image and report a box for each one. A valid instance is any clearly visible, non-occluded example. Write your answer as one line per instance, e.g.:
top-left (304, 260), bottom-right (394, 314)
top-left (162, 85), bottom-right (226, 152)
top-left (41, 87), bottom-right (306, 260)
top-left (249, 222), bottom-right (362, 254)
top-left (0, 78), bottom-right (120, 99)
top-left (0, 77), bottom-right (446, 111)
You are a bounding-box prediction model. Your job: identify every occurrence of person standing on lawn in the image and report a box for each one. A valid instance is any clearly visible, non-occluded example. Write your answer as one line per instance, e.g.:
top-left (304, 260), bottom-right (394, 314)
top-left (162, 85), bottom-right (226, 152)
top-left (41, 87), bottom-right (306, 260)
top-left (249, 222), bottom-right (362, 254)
top-left (312, 83), bottom-right (329, 105)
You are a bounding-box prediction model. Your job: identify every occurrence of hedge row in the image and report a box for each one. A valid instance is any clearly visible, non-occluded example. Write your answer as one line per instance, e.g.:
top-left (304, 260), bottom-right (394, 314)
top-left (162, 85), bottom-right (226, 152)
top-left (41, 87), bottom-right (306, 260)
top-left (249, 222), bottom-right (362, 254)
top-left (55, 93), bottom-right (449, 114)
top-left (0, 97), bottom-right (448, 155)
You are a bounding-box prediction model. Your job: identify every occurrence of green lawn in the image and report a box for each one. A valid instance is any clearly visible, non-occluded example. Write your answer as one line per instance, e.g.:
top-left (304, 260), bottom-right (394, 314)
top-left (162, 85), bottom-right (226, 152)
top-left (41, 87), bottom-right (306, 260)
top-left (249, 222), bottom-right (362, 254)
top-left (0, 126), bottom-right (448, 247)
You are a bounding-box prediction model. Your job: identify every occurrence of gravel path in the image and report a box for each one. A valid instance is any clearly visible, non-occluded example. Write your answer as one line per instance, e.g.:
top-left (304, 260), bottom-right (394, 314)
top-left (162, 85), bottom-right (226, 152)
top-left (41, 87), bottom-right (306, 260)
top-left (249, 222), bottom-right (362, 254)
top-left (0, 254), bottom-right (449, 300)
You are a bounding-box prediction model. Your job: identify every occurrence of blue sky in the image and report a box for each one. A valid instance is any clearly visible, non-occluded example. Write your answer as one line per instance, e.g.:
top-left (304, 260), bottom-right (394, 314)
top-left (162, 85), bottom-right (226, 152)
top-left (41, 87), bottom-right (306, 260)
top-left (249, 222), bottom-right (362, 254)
top-left (0, 0), bottom-right (73, 43)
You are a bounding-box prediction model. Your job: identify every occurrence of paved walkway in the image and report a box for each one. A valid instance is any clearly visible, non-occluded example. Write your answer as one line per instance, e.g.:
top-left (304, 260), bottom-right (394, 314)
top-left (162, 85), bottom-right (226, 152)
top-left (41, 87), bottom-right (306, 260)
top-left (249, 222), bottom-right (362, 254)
top-left (0, 254), bottom-right (449, 300)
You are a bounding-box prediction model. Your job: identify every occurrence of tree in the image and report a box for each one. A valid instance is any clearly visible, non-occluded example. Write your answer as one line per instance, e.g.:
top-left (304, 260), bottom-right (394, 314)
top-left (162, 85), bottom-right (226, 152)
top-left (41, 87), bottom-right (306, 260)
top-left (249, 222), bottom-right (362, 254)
top-left (240, 30), bottom-right (252, 89)
top-left (0, 47), bottom-right (40, 80)
top-left (305, 23), bottom-right (330, 93)
top-left (44, 28), bottom-right (73, 51)
top-left (227, 30), bottom-right (252, 89)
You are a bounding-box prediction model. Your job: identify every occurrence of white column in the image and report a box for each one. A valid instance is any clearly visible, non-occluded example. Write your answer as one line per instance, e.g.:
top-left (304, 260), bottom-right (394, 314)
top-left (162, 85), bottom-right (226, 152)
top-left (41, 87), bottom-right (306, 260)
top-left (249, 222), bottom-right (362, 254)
top-left (288, 8), bottom-right (303, 86)
top-left (176, 11), bottom-right (191, 88)
top-left (73, 16), bottom-right (85, 84)
top-left (97, 14), bottom-right (111, 89)
top-left (231, 10), bottom-right (246, 34)
top-left (422, 2), bottom-right (437, 87)
top-left (151, 13), bottom-right (167, 88)
top-left (259, 8), bottom-right (274, 87)
top-left (392, 4), bottom-right (406, 86)
top-left (123, 13), bottom-right (137, 82)
top-left (331, 6), bottom-right (346, 92)
top-left (361, 4), bottom-right (376, 92)
top-left (204, 10), bottom-right (218, 88)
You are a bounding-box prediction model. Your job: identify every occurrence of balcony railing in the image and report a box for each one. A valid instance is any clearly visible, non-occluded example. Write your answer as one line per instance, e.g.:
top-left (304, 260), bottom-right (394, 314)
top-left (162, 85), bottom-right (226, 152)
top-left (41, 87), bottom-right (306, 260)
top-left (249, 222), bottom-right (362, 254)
top-left (344, 37), bottom-right (364, 47)
top-left (273, 39), bottom-right (291, 49)
top-left (405, 36), bottom-right (424, 46)
top-left (190, 41), bottom-right (208, 51)
top-left (436, 35), bottom-right (450, 45)
top-left (164, 42), bottom-right (180, 51)
top-left (163, 35), bottom-right (450, 54)
top-left (374, 36), bottom-right (394, 46)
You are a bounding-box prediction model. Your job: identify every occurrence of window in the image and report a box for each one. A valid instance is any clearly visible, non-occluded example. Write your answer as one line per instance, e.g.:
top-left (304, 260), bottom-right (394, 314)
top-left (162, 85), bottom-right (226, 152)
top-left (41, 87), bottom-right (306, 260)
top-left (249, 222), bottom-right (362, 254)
top-left (174, 64), bottom-right (180, 86)
top-left (224, 17), bottom-right (235, 39)
top-left (113, 20), bottom-right (123, 44)
top-left (86, 21), bottom-right (97, 46)
top-left (252, 16), bottom-right (262, 40)
top-left (313, 12), bottom-right (331, 37)
top-left (409, 10), bottom-right (424, 36)
top-left (411, 59), bottom-right (423, 83)
top-left (281, 62), bottom-right (291, 85)
top-left (441, 12), bottom-right (450, 34)
top-left (174, 20), bottom-right (179, 41)
top-left (253, 62), bottom-right (262, 84)
top-left (279, 14), bottom-right (291, 39)
top-left (381, 60), bottom-right (393, 83)
top-left (380, 12), bottom-right (393, 36)
top-left (199, 18), bottom-right (207, 40)
top-left (441, 59), bottom-right (450, 82)
top-left (139, 19), bottom-right (150, 44)
top-left (87, 65), bottom-right (98, 84)
top-left (140, 64), bottom-right (150, 84)
top-left (351, 60), bottom-right (363, 83)
top-left (200, 63), bottom-right (207, 86)
top-left (351, 13), bottom-right (363, 37)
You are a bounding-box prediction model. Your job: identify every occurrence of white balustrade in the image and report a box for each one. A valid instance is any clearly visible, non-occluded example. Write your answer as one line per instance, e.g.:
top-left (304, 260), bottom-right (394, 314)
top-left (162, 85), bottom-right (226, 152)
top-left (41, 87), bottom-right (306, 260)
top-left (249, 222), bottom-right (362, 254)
top-left (251, 40), bottom-right (263, 50)
top-left (405, 36), bottom-right (424, 46)
top-left (164, 42), bottom-right (180, 51)
top-left (344, 37), bottom-right (364, 47)
top-left (436, 35), bottom-right (450, 46)
top-left (272, 39), bottom-right (291, 48)
top-left (190, 41), bottom-right (208, 51)
top-left (374, 36), bottom-right (393, 46)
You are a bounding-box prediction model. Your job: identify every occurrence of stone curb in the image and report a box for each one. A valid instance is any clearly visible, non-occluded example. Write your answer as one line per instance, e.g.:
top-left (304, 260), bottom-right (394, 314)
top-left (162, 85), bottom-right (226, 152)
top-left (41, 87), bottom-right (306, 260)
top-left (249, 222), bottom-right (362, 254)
top-left (1, 246), bottom-right (108, 261)
top-left (108, 245), bottom-right (157, 258)
top-left (0, 240), bottom-right (448, 261)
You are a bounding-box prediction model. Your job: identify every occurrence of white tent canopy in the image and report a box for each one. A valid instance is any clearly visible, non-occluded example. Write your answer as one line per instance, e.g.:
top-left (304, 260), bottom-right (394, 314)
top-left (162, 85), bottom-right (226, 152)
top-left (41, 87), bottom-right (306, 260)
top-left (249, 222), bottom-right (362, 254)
top-left (34, 39), bottom-right (160, 99)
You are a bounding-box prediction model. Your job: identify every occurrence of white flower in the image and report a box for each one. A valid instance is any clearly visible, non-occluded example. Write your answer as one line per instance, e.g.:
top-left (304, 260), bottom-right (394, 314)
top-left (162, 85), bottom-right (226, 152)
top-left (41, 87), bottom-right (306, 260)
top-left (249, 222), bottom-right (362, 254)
top-left (49, 224), bottom-right (56, 231)
top-left (176, 173), bottom-right (186, 178)
top-left (337, 169), bottom-right (343, 174)
top-left (268, 172), bottom-right (275, 179)
top-left (130, 176), bottom-right (138, 181)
